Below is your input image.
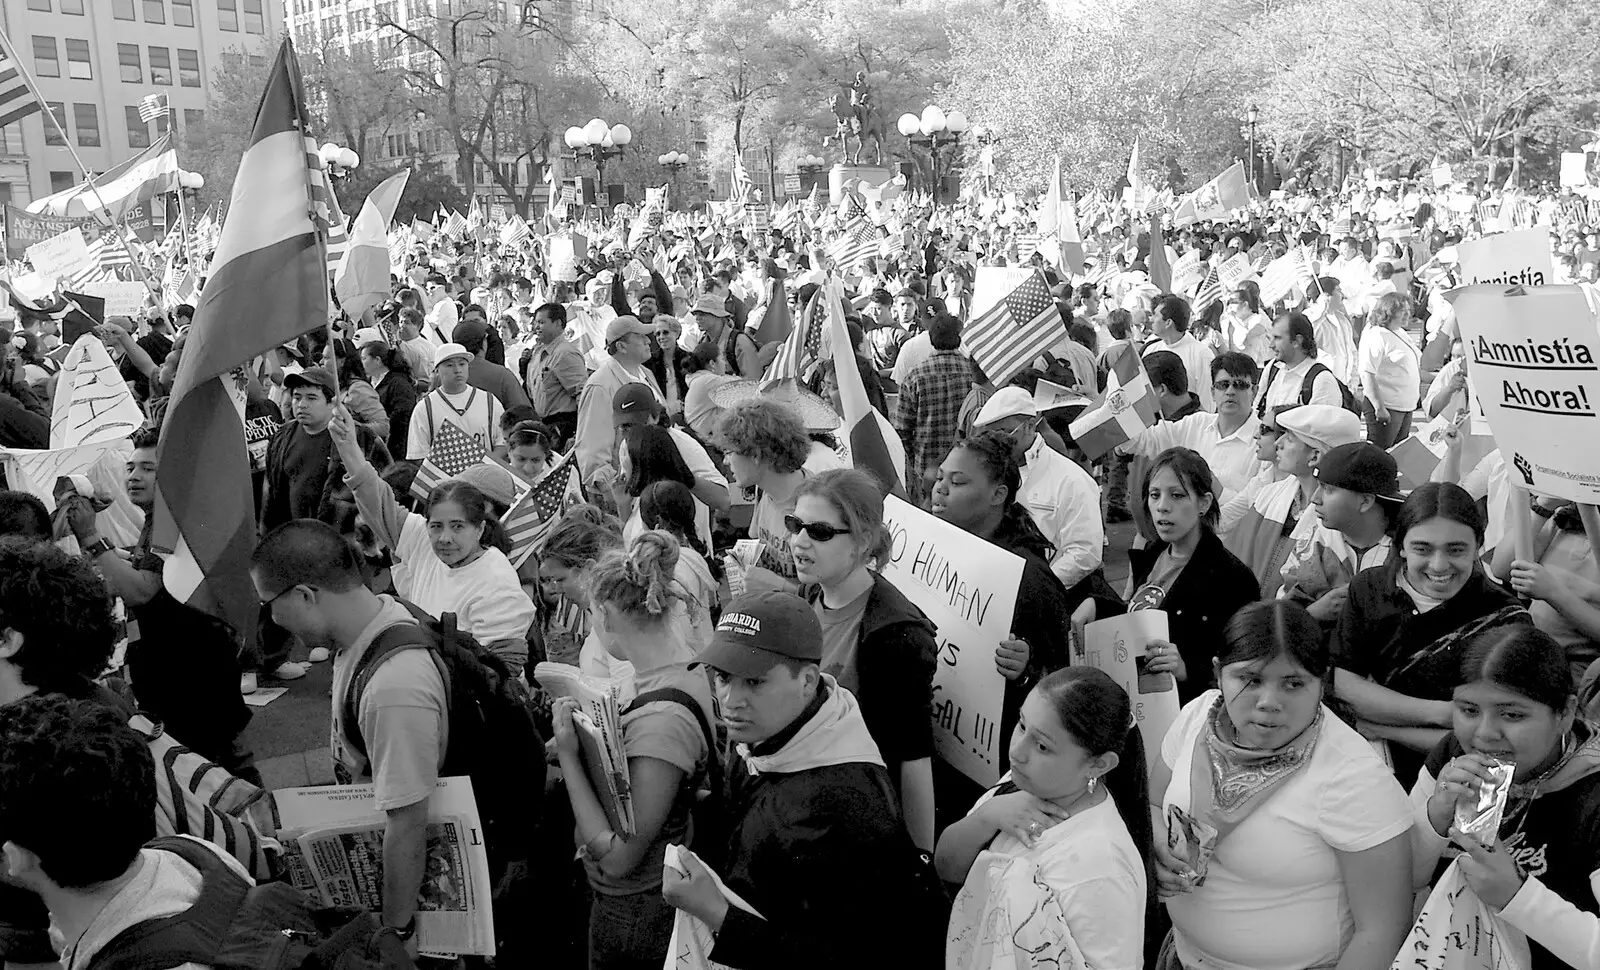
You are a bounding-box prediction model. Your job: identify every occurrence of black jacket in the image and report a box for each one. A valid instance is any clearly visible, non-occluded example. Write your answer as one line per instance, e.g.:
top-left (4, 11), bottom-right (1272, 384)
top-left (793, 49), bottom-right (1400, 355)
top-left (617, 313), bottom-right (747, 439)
top-left (802, 573), bottom-right (938, 771)
top-left (374, 369), bottom-right (419, 461)
top-left (1128, 527), bottom-right (1260, 704)
top-left (713, 685), bottom-right (941, 970)
top-left (260, 419), bottom-right (389, 530)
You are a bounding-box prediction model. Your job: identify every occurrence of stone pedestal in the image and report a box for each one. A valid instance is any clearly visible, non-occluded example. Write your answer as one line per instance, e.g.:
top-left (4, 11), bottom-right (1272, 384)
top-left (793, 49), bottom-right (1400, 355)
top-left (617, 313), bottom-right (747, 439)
top-left (830, 164), bottom-right (892, 205)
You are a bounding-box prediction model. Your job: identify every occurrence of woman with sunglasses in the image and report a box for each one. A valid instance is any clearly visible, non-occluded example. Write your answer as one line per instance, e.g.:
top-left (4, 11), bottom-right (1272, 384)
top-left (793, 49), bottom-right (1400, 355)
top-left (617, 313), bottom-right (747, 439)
top-left (788, 468), bottom-right (939, 851)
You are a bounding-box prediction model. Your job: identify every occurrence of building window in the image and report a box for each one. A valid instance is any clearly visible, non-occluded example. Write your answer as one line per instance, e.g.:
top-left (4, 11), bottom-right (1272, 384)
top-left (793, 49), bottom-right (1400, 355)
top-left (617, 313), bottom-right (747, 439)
top-left (243, 0), bottom-right (265, 34)
top-left (113, 0), bottom-right (135, 19)
top-left (144, 0), bottom-right (165, 22)
top-left (44, 103), bottom-right (66, 146)
top-left (155, 113), bottom-right (169, 136)
top-left (0, 184), bottom-right (12, 206)
top-left (65, 39), bottom-right (92, 80)
top-left (172, 0), bottom-right (193, 25)
top-left (184, 108), bottom-right (204, 128)
top-left (118, 44), bottom-right (141, 84)
top-left (178, 49), bottom-right (200, 88)
top-left (27, 0), bottom-right (50, 12)
top-left (73, 103), bottom-right (99, 147)
top-left (218, 0), bottom-right (239, 31)
top-left (32, 37), bottom-right (60, 79)
top-left (125, 106), bottom-right (151, 148)
top-left (50, 171), bottom-right (74, 193)
top-left (149, 47), bottom-right (172, 85)
top-left (62, 0), bottom-right (84, 12)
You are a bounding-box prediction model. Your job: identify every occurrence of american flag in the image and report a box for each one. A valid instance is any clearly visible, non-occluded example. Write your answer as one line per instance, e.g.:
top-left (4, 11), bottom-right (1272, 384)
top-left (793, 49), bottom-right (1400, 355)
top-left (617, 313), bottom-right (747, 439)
top-left (66, 232), bottom-right (131, 289)
top-left (730, 155), bottom-right (753, 206)
top-left (502, 451), bottom-right (584, 568)
top-left (965, 268), bottom-right (1060, 385)
top-left (444, 209), bottom-right (469, 238)
top-left (825, 217), bottom-right (877, 275)
top-left (1191, 266), bottom-right (1223, 314)
top-left (0, 38), bottom-right (42, 128)
top-left (760, 304), bottom-right (811, 389)
top-left (1013, 232), bottom-right (1040, 261)
top-left (138, 93), bottom-right (170, 124)
top-left (387, 227), bottom-right (412, 269)
top-left (410, 420), bottom-right (486, 502)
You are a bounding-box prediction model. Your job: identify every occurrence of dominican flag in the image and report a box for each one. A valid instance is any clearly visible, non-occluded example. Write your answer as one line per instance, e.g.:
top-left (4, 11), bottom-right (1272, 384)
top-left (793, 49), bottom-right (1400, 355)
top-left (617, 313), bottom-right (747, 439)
top-left (824, 277), bottom-right (905, 497)
top-left (154, 37), bottom-right (328, 648)
top-left (1068, 343), bottom-right (1160, 461)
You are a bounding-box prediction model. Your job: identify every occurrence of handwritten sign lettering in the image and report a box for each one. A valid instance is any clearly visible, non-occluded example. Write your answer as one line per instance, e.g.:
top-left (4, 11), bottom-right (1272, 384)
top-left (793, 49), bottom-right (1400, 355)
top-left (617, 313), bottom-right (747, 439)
top-left (880, 496), bottom-right (1023, 787)
top-left (1391, 860), bottom-right (1529, 970)
top-left (49, 334), bottom-right (145, 449)
top-left (25, 227), bottom-right (92, 282)
top-left (1074, 611), bottom-right (1180, 773)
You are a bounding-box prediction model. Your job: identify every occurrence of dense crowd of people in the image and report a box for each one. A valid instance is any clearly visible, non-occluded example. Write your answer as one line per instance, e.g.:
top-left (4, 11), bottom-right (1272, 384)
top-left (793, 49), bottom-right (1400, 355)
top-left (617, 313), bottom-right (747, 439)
top-left (0, 166), bottom-right (1598, 970)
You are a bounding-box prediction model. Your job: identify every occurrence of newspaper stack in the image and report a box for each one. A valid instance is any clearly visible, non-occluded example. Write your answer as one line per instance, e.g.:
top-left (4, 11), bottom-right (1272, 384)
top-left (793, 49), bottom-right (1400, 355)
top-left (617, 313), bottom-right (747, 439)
top-left (533, 662), bottom-right (635, 837)
top-left (270, 777), bottom-right (496, 958)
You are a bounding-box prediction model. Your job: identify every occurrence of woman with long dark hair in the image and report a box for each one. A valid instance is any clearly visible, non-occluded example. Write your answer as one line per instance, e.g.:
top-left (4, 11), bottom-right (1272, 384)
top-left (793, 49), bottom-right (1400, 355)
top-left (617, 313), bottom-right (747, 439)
top-left (1331, 482), bottom-right (1529, 782)
top-left (1154, 600), bottom-right (1414, 970)
top-left (940, 667), bottom-right (1150, 970)
top-left (1129, 447), bottom-right (1260, 704)
top-left (361, 340), bottom-right (418, 461)
top-left (1411, 625), bottom-right (1600, 970)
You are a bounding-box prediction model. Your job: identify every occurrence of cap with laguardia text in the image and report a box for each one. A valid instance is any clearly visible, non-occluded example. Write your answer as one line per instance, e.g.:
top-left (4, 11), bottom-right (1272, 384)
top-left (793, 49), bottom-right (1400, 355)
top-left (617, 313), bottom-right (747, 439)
top-left (691, 590), bottom-right (821, 678)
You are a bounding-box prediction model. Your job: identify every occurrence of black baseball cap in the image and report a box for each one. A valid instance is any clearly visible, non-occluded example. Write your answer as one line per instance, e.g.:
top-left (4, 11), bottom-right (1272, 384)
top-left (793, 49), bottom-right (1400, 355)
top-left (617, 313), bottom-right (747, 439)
top-left (612, 383), bottom-right (660, 416)
top-left (283, 367), bottom-right (336, 397)
top-left (691, 591), bottom-right (822, 678)
top-left (1315, 442), bottom-right (1404, 503)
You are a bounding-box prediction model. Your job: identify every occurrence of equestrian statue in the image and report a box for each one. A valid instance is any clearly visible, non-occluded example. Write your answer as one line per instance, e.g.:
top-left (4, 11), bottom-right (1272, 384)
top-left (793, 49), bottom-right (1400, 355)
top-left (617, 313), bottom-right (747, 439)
top-left (824, 71), bottom-right (886, 166)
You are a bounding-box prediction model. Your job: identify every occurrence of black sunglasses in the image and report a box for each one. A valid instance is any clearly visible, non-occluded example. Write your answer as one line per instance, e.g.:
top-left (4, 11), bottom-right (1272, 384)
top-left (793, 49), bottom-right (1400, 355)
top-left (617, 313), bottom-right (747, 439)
top-left (1212, 379), bottom-right (1254, 392)
top-left (783, 515), bottom-right (852, 542)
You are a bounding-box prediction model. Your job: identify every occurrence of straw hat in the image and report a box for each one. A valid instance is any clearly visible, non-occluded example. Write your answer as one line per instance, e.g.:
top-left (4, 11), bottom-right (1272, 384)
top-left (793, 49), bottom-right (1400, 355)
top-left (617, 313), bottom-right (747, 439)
top-left (710, 377), bottom-right (841, 433)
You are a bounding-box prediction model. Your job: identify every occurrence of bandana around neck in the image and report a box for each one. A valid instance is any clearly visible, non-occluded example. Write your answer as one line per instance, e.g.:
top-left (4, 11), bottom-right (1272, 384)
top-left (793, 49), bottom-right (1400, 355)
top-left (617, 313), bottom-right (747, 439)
top-left (1189, 694), bottom-right (1324, 843)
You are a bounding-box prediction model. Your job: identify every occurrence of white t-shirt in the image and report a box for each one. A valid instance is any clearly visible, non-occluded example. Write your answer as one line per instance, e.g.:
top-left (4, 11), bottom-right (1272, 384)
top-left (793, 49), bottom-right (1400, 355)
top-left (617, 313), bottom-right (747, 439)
top-left (952, 781), bottom-right (1146, 970)
top-left (1357, 325), bottom-right (1420, 410)
top-left (406, 386), bottom-right (506, 460)
top-left (1160, 690), bottom-right (1413, 970)
top-left (390, 512), bottom-right (536, 649)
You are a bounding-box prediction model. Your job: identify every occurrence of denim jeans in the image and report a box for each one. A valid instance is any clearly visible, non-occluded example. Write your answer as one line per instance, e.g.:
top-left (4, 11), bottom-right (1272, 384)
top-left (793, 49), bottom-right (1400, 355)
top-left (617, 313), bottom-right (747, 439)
top-left (588, 890), bottom-right (675, 970)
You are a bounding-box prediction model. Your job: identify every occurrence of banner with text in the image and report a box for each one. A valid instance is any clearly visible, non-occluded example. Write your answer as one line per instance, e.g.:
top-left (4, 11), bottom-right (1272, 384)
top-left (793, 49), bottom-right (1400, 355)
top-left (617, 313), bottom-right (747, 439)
top-left (25, 227), bottom-right (91, 282)
top-left (1447, 284), bottom-right (1600, 502)
top-left (3, 205), bottom-right (93, 261)
top-left (881, 496), bottom-right (1024, 787)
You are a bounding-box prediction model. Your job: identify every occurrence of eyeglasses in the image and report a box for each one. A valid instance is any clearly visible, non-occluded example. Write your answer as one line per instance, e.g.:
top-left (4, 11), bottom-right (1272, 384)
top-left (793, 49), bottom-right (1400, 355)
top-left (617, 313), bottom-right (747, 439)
top-left (783, 515), bottom-right (852, 542)
top-left (1212, 379), bottom-right (1254, 392)
top-left (259, 584), bottom-right (302, 610)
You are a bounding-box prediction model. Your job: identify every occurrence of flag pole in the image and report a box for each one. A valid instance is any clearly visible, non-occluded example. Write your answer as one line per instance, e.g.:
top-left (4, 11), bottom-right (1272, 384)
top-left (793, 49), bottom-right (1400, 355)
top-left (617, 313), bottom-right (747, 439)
top-left (0, 28), bottom-right (158, 293)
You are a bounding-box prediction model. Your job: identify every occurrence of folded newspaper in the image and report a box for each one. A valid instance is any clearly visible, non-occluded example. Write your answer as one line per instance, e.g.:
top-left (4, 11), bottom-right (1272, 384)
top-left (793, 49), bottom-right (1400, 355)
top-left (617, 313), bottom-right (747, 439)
top-left (533, 661), bottom-right (635, 837)
top-left (270, 776), bottom-right (495, 958)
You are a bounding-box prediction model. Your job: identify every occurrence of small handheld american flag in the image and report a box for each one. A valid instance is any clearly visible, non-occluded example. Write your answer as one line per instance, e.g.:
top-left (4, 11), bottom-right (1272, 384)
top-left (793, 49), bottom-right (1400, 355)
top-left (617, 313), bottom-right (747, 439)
top-left (502, 452), bottom-right (583, 568)
top-left (138, 93), bottom-right (169, 125)
top-left (410, 420), bottom-right (487, 502)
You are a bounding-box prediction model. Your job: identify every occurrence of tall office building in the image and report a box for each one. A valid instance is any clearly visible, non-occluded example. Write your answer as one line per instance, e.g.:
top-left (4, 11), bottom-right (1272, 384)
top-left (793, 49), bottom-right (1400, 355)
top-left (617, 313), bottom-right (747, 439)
top-left (0, 0), bottom-right (284, 205)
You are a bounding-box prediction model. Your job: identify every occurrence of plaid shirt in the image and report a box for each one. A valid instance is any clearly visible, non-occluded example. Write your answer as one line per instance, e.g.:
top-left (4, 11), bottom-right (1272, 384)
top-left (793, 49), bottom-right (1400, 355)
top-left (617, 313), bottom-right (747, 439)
top-left (893, 350), bottom-right (973, 503)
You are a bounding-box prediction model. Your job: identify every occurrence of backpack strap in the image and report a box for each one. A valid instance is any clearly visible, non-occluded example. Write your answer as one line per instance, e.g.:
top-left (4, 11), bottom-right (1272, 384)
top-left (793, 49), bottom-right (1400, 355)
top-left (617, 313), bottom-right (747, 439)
top-left (1256, 361), bottom-right (1282, 417)
top-left (341, 609), bottom-right (454, 763)
top-left (423, 393), bottom-right (435, 447)
top-left (83, 838), bottom-right (251, 970)
top-left (623, 687), bottom-right (722, 792)
top-left (1301, 361), bottom-right (1331, 404)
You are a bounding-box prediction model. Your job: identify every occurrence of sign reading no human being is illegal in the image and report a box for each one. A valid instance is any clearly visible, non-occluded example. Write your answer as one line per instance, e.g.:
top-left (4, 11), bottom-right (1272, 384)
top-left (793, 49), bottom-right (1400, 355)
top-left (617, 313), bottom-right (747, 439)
top-left (1448, 284), bottom-right (1600, 503)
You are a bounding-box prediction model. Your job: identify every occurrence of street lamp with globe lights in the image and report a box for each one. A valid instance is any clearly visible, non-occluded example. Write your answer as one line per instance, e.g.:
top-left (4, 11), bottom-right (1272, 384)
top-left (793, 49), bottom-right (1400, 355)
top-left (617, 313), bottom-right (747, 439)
top-left (657, 150), bottom-right (689, 207)
top-left (177, 170), bottom-right (205, 199)
top-left (898, 106), bottom-right (967, 204)
top-left (318, 142), bottom-right (359, 180)
top-left (565, 119), bottom-right (632, 208)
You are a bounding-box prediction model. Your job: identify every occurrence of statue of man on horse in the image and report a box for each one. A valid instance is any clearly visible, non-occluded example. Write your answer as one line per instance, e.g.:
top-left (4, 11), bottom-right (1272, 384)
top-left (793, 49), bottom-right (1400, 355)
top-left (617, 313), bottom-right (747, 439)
top-left (824, 71), bottom-right (886, 166)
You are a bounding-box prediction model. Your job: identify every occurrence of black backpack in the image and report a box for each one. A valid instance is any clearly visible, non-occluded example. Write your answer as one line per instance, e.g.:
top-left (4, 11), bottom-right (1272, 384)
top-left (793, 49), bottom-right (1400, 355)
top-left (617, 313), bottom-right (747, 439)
top-left (1257, 360), bottom-right (1360, 416)
top-left (84, 836), bottom-right (414, 970)
top-left (341, 603), bottom-right (545, 870)
top-left (621, 686), bottom-right (727, 870)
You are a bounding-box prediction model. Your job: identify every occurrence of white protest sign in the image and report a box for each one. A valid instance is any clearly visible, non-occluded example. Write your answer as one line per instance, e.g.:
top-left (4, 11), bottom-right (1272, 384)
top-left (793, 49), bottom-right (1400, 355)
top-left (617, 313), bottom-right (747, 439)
top-left (1431, 164), bottom-right (1454, 188)
top-left (1216, 253), bottom-right (1254, 290)
top-left (1560, 152), bottom-right (1589, 188)
top-left (80, 281), bottom-right (148, 318)
top-left (1447, 285), bottom-right (1600, 502)
top-left (1455, 228), bottom-right (1554, 287)
top-left (1390, 860), bottom-right (1530, 970)
top-left (0, 438), bottom-right (144, 546)
top-left (548, 233), bottom-right (583, 282)
top-left (49, 334), bottom-right (144, 449)
top-left (25, 227), bottom-right (91, 282)
top-left (1074, 611), bottom-right (1179, 773)
top-left (880, 495), bottom-right (1024, 787)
